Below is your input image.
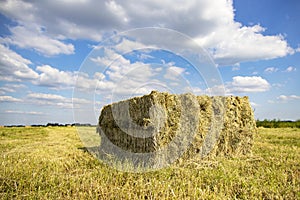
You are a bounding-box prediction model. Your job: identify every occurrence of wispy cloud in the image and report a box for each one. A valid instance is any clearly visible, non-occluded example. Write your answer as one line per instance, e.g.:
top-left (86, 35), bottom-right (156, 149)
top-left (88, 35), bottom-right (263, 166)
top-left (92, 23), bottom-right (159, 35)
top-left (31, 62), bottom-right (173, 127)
top-left (277, 94), bottom-right (300, 101)
top-left (0, 95), bottom-right (23, 102)
top-left (0, 84), bottom-right (26, 94)
top-left (283, 66), bottom-right (296, 72)
top-left (26, 92), bottom-right (93, 109)
top-left (5, 110), bottom-right (44, 115)
top-left (264, 67), bottom-right (279, 73)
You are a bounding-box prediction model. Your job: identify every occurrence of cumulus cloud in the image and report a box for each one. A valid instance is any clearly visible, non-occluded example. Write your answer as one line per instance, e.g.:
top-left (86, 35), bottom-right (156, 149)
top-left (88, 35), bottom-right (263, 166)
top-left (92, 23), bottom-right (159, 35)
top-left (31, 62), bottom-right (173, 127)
top-left (0, 44), bottom-right (38, 82)
top-left (3, 25), bottom-right (75, 56)
top-left (0, 0), bottom-right (294, 63)
top-left (0, 39), bottom-right (273, 103)
top-left (104, 61), bottom-right (158, 96)
top-left (198, 25), bottom-right (293, 65)
top-left (90, 48), bottom-right (130, 67)
top-left (0, 40), bottom-right (155, 92)
top-left (33, 64), bottom-right (111, 92)
top-left (203, 76), bottom-right (270, 95)
top-left (34, 65), bottom-right (77, 88)
top-left (0, 0), bottom-right (116, 41)
top-left (0, 45), bottom-right (130, 92)
top-left (0, 45), bottom-right (85, 90)
top-left (227, 76), bottom-right (270, 93)
top-left (90, 47), bottom-right (161, 96)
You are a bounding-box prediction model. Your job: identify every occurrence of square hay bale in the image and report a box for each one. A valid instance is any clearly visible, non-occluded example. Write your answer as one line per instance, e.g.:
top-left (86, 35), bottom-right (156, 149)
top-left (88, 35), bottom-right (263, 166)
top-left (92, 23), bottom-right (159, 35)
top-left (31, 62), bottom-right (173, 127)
top-left (98, 91), bottom-right (257, 165)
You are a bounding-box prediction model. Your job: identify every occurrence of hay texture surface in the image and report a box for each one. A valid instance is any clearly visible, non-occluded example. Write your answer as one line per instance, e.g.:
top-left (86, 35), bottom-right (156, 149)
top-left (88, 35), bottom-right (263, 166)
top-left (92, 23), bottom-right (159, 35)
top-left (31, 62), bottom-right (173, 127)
top-left (98, 91), bottom-right (257, 162)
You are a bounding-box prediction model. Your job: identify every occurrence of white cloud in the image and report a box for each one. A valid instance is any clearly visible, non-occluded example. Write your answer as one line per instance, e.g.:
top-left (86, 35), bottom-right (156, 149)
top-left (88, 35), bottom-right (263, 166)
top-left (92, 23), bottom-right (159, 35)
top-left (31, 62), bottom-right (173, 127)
top-left (4, 25), bottom-right (74, 56)
top-left (114, 38), bottom-right (149, 53)
top-left (72, 97), bottom-right (92, 105)
top-left (232, 66), bottom-right (240, 71)
top-left (26, 92), bottom-right (93, 109)
top-left (0, 0), bottom-right (115, 41)
top-left (272, 83), bottom-right (284, 88)
top-left (268, 95), bottom-right (300, 105)
top-left (138, 53), bottom-right (155, 61)
top-left (32, 64), bottom-right (116, 92)
top-left (27, 93), bottom-right (66, 101)
top-left (0, 0), bottom-right (294, 64)
top-left (204, 76), bottom-right (270, 95)
top-left (164, 66), bottom-right (185, 80)
top-left (91, 48), bottom-right (130, 67)
top-left (227, 76), bottom-right (270, 93)
top-left (94, 72), bottom-right (105, 80)
top-left (205, 85), bottom-right (227, 96)
top-left (34, 65), bottom-right (77, 88)
top-left (189, 87), bottom-right (203, 95)
top-left (0, 44), bottom-right (38, 82)
top-left (283, 66), bottom-right (296, 72)
top-left (91, 47), bottom-right (160, 96)
top-left (105, 61), bottom-right (157, 96)
top-left (198, 25), bottom-right (293, 65)
top-left (5, 110), bottom-right (44, 115)
top-left (0, 84), bottom-right (26, 94)
top-left (0, 95), bottom-right (22, 102)
top-left (277, 95), bottom-right (300, 101)
top-left (0, 46), bottom-right (100, 90)
top-left (0, 0), bottom-right (36, 23)
top-left (105, 1), bottom-right (129, 24)
top-left (264, 67), bottom-right (279, 73)
top-left (108, 1), bottom-right (293, 65)
top-left (250, 102), bottom-right (260, 107)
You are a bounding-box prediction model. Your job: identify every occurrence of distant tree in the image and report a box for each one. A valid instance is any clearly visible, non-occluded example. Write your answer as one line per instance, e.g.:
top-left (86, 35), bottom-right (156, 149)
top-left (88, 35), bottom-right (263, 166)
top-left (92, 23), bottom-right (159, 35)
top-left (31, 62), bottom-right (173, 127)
top-left (256, 119), bottom-right (300, 128)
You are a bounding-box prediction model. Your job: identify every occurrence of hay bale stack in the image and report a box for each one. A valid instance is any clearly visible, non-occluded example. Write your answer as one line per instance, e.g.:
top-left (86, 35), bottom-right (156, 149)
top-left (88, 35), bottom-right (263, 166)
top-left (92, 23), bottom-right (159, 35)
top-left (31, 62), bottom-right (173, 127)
top-left (98, 91), bottom-right (257, 162)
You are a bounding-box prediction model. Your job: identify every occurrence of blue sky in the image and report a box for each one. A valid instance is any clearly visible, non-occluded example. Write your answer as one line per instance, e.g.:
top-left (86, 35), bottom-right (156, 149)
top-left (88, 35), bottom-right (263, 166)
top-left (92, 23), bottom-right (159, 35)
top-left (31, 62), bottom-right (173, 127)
top-left (0, 0), bottom-right (299, 125)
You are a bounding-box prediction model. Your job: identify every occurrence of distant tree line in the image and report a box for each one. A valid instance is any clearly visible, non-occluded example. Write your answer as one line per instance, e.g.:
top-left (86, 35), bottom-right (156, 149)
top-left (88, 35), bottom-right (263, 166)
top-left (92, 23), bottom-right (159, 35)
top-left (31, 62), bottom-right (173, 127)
top-left (256, 119), bottom-right (300, 128)
top-left (31, 123), bottom-right (75, 127)
top-left (2, 125), bottom-right (26, 128)
top-left (3, 123), bottom-right (95, 128)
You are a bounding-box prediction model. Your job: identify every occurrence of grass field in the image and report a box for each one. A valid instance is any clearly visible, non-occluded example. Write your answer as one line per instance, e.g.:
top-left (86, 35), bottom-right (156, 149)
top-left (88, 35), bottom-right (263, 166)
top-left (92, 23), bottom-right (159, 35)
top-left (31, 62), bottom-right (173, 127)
top-left (0, 127), bottom-right (299, 199)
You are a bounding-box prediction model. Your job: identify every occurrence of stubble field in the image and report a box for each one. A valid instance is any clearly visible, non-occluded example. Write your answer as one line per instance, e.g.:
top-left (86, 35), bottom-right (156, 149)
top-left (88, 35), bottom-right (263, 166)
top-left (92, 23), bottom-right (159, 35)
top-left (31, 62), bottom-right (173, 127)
top-left (0, 126), bottom-right (299, 199)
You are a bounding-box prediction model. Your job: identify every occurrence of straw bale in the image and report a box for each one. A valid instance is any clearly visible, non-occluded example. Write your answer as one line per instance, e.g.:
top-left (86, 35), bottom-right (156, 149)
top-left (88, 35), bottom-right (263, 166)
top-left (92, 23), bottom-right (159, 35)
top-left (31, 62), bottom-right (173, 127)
top-left (98, 91), bottom-right (257, 162)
